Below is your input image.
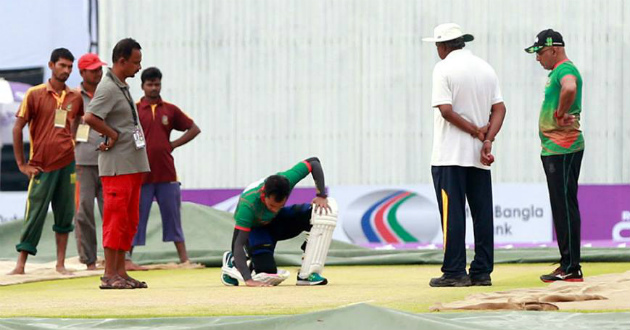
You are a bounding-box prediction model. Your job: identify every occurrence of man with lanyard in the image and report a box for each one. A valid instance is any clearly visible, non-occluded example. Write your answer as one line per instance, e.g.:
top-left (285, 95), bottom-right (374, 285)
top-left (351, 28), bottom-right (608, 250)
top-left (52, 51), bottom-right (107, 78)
top-left (73, 53), bottom-right (107, 270)
top-left (126, 67), bottom-right (201, 269)
top-left (221, 158), bottom-right (336, 287)
top-left (84, 38), bottom-right (150, 289)
top-left (525, 29), bottom-right (585, 283)
top-left (8, 48), bottom-right (83, 275)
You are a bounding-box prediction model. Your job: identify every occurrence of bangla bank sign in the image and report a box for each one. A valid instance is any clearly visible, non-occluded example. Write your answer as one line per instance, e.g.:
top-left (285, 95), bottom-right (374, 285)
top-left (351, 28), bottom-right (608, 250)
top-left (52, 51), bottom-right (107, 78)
top-left (329, 184), bottom-right (554, 245)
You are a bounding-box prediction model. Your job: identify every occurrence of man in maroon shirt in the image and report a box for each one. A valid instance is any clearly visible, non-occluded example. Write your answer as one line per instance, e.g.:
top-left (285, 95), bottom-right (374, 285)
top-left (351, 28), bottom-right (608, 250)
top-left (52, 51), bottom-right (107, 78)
top-left (9, 48), bottom-right (83, 275)
top-left (126, 67), bottom-right (201, 269)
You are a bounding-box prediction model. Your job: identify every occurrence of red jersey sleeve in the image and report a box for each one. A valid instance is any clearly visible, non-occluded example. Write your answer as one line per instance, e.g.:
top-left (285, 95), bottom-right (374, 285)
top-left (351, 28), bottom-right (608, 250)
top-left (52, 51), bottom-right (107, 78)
top-left (171, 104), bottom-right (194, 131)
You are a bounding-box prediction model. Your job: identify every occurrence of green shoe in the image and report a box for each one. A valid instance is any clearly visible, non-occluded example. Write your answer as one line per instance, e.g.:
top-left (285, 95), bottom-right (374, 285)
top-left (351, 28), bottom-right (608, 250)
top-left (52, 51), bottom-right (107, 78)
top-left (221, 273), bottom-right (239, 286)
top-left (296, 273), bottom-right (328, 286)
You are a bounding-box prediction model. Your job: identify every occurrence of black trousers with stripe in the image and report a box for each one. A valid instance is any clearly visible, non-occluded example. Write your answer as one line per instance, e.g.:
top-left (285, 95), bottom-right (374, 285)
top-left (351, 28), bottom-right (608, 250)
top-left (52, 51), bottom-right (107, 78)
top-left (431, 166), bottom-right (494, 278)
top-left (541, 150), bottom-right (583, 273)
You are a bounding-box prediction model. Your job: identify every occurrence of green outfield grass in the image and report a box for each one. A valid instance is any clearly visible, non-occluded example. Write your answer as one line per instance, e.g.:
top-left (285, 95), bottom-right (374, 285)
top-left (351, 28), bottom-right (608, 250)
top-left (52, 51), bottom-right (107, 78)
top-left (1, 263), bottom-right (629, 318)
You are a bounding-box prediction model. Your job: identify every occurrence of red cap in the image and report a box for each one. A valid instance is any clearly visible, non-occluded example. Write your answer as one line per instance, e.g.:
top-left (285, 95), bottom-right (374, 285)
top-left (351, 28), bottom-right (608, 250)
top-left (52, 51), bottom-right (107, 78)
top-left (78, 53), bottom-right (107, 70)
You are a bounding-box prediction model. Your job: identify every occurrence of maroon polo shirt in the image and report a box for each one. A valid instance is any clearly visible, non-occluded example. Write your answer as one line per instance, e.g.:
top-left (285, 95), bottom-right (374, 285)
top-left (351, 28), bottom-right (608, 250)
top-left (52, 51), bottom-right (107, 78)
top-left (16, 81), bottom-right (84, 172)
top-left (137, 97), bottom-right (194, 184)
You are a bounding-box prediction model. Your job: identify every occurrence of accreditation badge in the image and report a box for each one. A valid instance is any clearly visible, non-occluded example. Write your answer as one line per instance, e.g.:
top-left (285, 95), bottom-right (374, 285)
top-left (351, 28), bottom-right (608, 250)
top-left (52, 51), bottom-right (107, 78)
top-left (132, 125), bottom-right (146, 149)
top-left (54, 108), bottom-right (68, 128)
top-left (76, 124), bottom-right (90, 142)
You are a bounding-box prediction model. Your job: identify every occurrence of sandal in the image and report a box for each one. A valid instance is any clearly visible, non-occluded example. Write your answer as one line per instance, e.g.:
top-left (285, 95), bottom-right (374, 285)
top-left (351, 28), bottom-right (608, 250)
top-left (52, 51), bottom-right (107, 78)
top-left (99, 276), bottom-right (134, 290)
top-left (123, 276), bottom-right (148, 289)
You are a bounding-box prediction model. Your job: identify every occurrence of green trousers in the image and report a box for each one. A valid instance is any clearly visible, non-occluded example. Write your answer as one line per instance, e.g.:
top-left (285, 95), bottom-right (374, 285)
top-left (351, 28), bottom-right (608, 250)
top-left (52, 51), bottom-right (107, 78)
top-left (16, 162), bottom-right (76, 255)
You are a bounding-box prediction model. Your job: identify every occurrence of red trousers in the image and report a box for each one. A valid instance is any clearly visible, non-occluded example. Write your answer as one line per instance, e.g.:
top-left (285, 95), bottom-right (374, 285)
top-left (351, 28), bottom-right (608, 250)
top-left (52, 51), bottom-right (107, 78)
top-left (101, 173), bottom-right (143, 251)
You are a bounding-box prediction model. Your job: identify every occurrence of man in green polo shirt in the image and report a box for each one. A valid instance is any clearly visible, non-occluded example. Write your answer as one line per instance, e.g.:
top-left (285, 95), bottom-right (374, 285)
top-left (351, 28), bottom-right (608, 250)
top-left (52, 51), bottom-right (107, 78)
top-left (525, 29), bottom-right (585, 283)
top-left (221, 158), bottom-right (335, 287)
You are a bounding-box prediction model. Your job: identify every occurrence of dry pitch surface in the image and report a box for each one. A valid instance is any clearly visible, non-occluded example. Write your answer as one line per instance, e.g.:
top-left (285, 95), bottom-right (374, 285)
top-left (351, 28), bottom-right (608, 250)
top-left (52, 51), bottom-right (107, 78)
top-left (1, 263), bottom-right (629, 318)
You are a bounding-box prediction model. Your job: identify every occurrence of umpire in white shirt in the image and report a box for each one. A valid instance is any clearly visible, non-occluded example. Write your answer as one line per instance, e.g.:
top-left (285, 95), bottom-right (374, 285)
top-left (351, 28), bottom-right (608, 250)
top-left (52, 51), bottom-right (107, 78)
top-left (423, 23), bottom-right (506, 287)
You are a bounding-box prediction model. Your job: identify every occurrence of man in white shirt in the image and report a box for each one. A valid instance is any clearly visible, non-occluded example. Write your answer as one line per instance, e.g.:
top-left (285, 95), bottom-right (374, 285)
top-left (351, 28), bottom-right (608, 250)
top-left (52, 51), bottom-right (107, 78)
top-left (423, 23), bottom-right (506, 287)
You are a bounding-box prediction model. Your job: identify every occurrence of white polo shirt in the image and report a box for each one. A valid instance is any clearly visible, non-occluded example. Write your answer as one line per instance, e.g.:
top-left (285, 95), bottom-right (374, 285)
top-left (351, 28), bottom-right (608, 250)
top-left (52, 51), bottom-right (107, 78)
top-left (430, 49), bottom-right (503, 170)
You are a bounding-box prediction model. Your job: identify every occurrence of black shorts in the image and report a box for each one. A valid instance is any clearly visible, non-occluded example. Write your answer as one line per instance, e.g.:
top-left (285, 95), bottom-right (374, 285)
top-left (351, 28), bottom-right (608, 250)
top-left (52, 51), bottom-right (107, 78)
top-left (247, 203), bottom-right (312, 274)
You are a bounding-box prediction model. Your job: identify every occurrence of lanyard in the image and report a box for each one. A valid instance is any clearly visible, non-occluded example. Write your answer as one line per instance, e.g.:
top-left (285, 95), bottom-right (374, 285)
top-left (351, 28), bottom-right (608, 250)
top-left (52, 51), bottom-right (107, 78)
top-left (107, 71), bottom-right (139, 126)
top-left (52, 90), bottom-right (67, 109)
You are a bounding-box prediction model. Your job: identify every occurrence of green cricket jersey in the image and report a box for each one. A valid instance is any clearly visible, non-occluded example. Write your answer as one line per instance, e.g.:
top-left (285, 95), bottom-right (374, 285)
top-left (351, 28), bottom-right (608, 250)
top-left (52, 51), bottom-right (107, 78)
top-left (233, 161), bottom-right (311, 230)
top-left (539, 60), bottom-right (584, 156)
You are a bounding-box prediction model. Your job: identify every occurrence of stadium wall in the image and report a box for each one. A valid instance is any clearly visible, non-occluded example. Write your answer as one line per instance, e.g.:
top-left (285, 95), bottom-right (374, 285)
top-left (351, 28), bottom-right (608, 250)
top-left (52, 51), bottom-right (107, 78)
top-left (99, 0), bottom-right (630, 188)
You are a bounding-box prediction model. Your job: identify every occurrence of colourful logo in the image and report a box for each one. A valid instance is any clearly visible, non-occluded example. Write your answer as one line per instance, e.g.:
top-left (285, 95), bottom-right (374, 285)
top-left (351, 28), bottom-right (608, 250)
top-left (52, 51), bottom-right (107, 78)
top-left (342, 190), bottom-right (440, 244)
top-left (545, 37), bottom-right (553, 46)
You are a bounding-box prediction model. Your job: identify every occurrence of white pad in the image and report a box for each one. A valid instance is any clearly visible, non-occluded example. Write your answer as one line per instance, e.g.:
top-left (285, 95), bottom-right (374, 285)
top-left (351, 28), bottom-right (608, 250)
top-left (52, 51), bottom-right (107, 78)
top-left (299, 197), bottom-right (338, 278)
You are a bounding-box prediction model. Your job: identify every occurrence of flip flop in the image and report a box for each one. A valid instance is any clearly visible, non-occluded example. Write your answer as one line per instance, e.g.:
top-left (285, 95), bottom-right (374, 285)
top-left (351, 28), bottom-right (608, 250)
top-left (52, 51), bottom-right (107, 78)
top-left (124, 276), bottom-right (148, 289)
top-left (99, 276), bottom-right (134, 290)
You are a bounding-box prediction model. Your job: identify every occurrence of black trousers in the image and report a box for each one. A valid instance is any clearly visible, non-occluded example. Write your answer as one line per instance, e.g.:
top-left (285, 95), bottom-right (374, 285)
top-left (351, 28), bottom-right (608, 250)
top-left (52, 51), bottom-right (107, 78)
top-left (431, 166), bottom-right (494, 278)
top-left (541, 150), bottom-right (583, 273)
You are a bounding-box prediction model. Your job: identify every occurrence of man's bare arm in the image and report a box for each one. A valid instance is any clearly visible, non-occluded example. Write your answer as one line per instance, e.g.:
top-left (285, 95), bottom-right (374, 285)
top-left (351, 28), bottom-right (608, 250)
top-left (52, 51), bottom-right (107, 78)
top-left (557, 75), bottom-right (577, 118)
top-left (84, 113), bottom-right (119, 150)
top-left (479, 102), bottom-right (507, 166)
top-left (12, 117), bottom-right (42, 177)
top-left (170, 123), bottom-right (201, 150)
top-left (436, 104), bottom-right (488, 140)
top-left (555, 75), bottom-right (577, 127)
top-left (485, 102), bottom-right (506, 142)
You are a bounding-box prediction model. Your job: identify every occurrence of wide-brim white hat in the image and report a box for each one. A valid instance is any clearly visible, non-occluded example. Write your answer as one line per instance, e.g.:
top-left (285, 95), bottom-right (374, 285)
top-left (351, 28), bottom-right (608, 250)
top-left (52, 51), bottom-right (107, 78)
top-left (422, 23), bottom-right (474, 42)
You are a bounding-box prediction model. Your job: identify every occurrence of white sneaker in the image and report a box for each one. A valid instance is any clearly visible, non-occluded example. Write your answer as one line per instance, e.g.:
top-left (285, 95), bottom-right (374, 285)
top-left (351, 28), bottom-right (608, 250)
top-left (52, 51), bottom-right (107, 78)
top-left (221, 251), bottom-right (243, 286)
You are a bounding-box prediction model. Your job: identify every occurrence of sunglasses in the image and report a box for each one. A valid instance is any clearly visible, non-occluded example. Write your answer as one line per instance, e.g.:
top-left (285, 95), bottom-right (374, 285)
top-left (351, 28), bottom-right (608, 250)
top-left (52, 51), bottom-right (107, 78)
top-left (536, 47), bottom-right (554, 56)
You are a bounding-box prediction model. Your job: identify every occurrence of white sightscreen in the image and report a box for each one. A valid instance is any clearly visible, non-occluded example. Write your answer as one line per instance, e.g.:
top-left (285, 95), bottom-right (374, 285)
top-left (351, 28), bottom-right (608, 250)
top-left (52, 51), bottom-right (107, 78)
top-left (99, 0), bottom-right (630, 188)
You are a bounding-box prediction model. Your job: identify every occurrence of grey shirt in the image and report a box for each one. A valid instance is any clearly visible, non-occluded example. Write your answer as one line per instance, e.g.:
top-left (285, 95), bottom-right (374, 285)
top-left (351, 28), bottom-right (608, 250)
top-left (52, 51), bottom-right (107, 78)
top-left (74, 84), bottom-right (102, 166)
top-left (86, 68), bottom-right (150, 176)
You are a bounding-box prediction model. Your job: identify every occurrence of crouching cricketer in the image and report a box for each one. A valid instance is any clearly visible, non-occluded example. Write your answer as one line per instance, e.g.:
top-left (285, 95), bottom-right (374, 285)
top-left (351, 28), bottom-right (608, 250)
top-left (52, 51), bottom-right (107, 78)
top-left (221, 157), bottom-right (337, 287)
